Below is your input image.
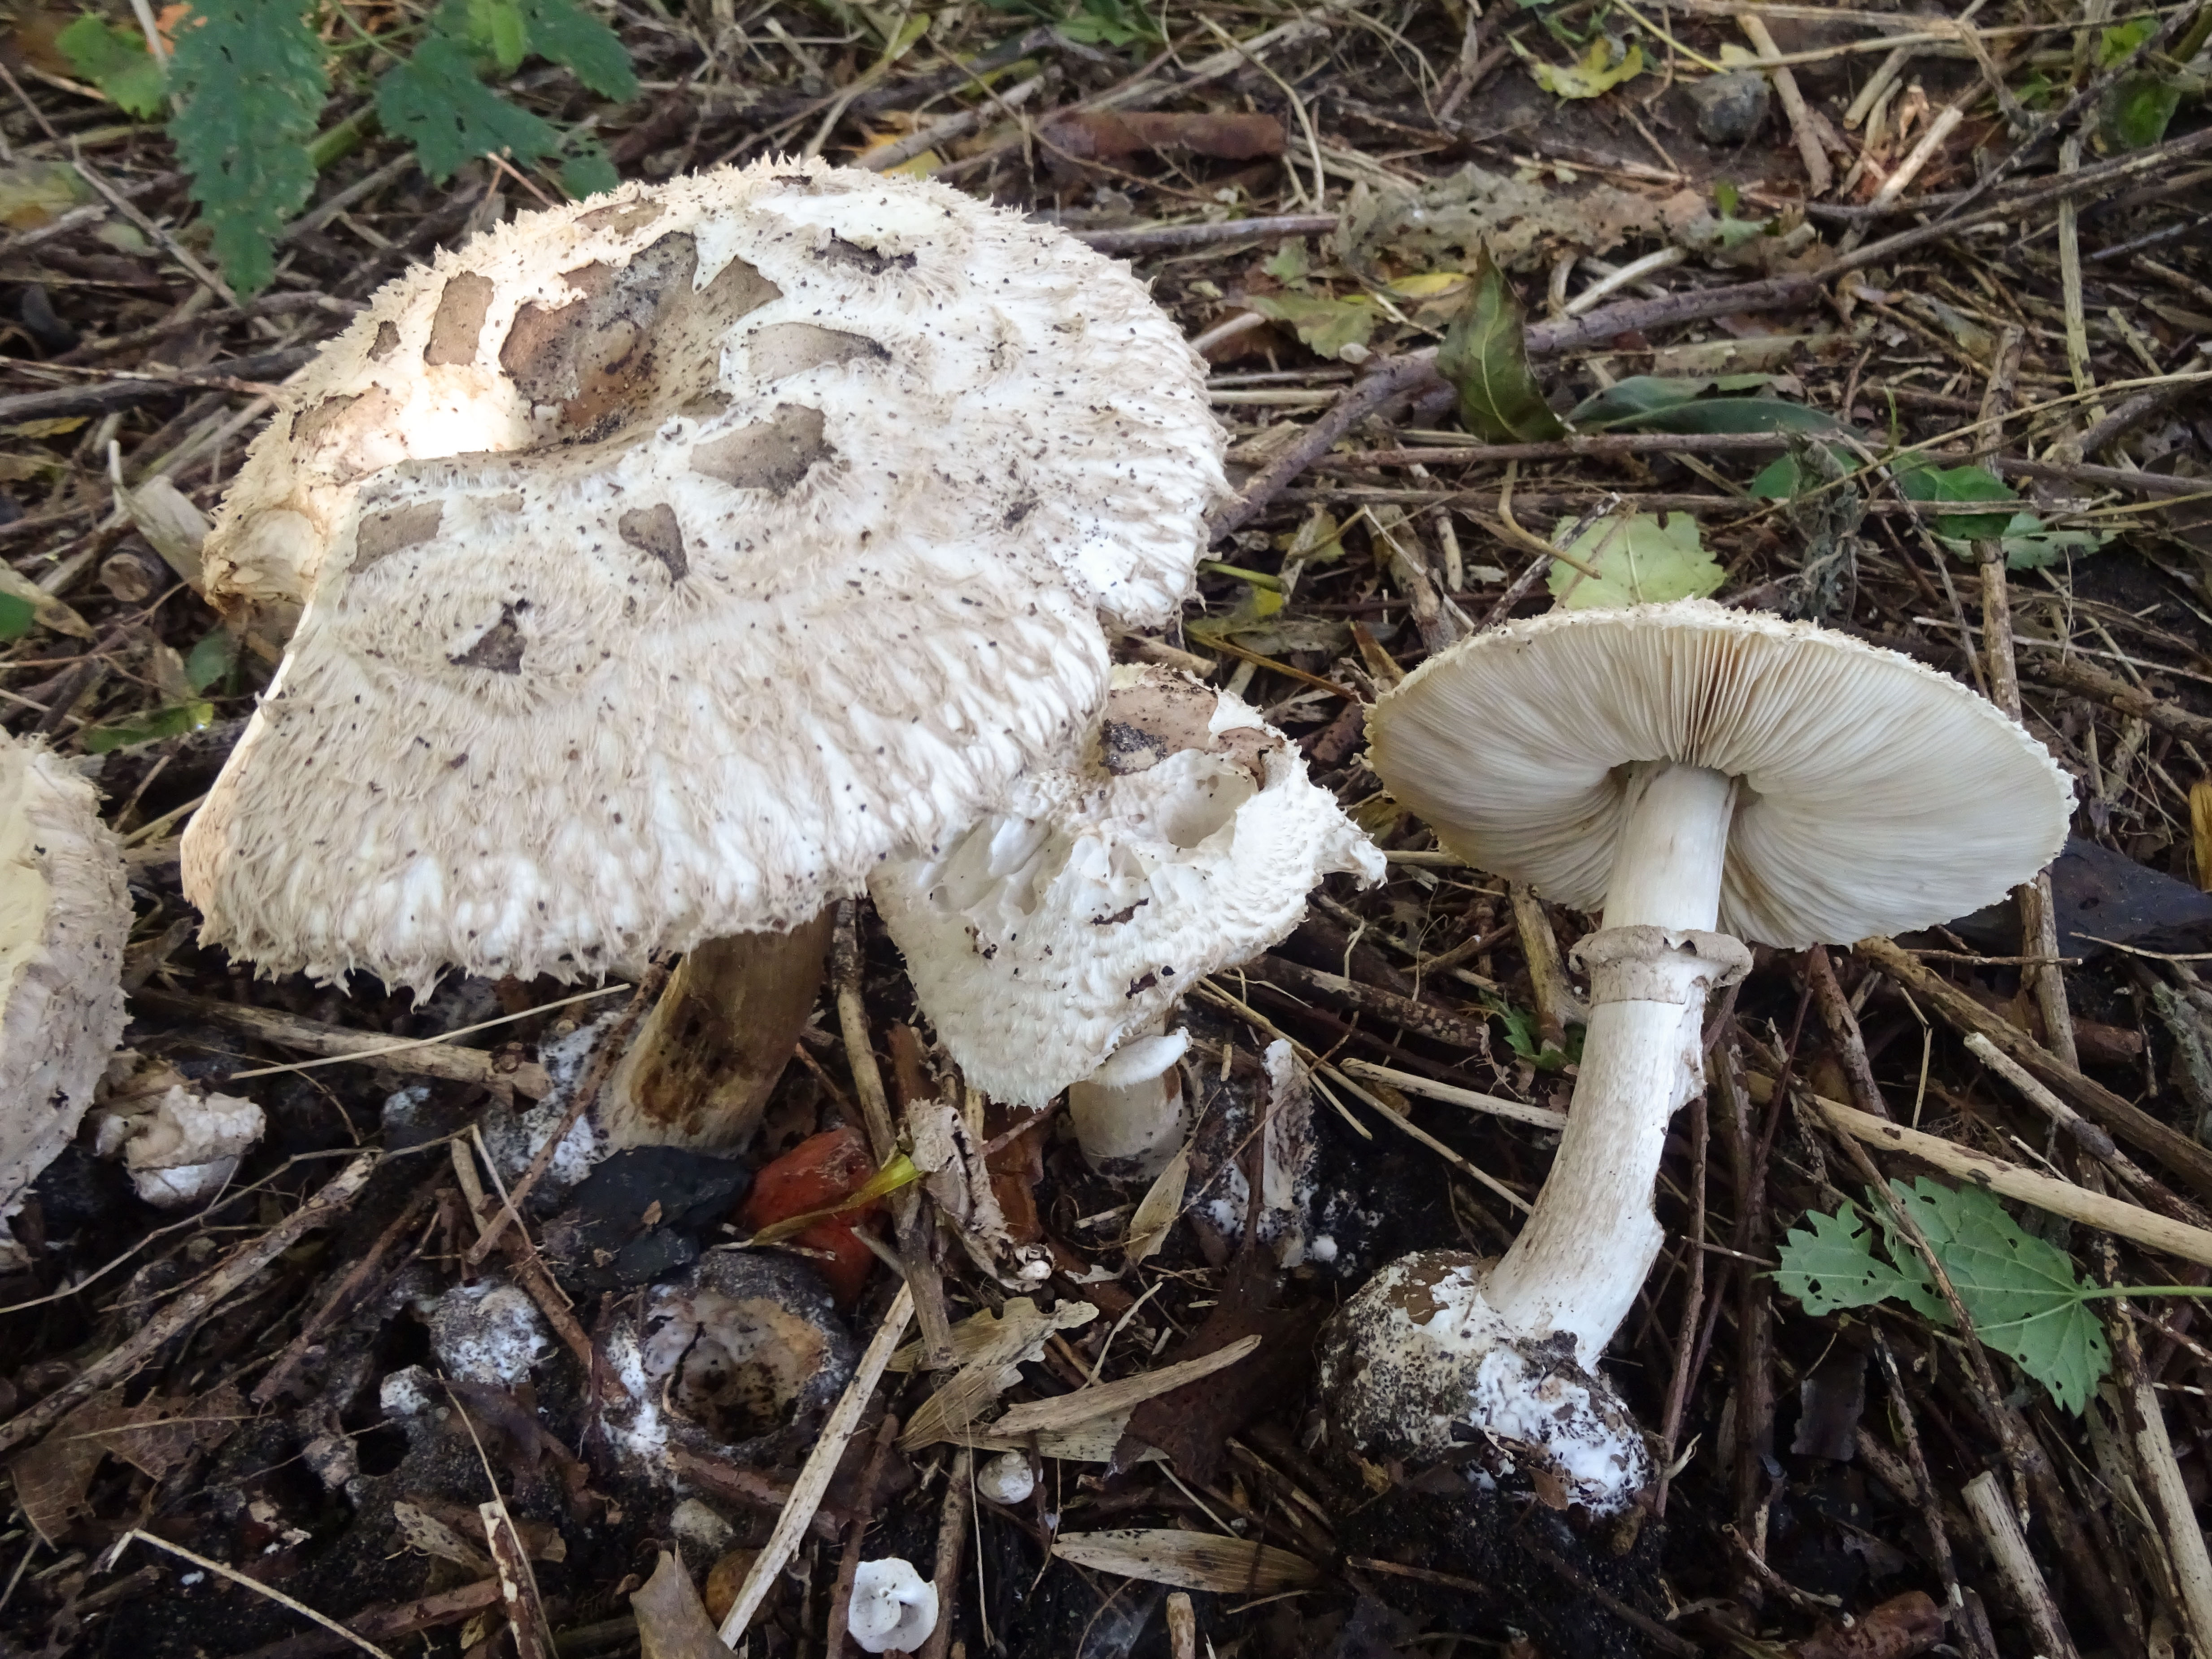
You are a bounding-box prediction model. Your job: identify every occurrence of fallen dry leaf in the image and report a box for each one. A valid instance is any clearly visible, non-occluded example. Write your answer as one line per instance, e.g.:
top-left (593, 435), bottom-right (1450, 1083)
top-left (634, 1550), bottom-right (740, 1659)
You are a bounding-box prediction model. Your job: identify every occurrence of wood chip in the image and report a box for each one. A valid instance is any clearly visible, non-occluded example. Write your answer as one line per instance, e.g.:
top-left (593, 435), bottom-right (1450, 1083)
top-left (1052, 1528), bottom-right (1320, 1594)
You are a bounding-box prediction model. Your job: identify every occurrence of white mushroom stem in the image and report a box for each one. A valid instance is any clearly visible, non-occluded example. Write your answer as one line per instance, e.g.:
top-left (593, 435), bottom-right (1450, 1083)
top-left (1483, 762), bottom-right (1749, 1362)
top-left (1064, 1021), bottom-right (1191, 1179)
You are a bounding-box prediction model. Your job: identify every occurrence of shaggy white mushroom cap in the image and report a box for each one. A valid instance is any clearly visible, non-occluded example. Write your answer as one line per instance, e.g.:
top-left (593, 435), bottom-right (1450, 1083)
top-left (849, 1559), bottom-right (938, 1655)
top-left (1, 737), bottom-right (130, 1261)
top-left (870, 666), bottom-right (1384, 1107)
top-left (183, 159), bottom-right (1226, 990)
top-left (1368, 599), bottom-right (2075, 947)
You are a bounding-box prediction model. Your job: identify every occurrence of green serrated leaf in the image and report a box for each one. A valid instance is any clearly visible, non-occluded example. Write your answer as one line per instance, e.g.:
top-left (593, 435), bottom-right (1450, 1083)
top-left (1548, 512), bottom-right (1725, 609)
top-left (1524, 35), bottom-right (1644, 99)
top-left (519, 0), bottom-right (638, 98)
top-left (166, 0), bottom-right (328, 295)
top-left (1883, 1179), bottom-right (2112, 1415)
top-left (1775, 1202), bottom-right (1940, 1319)
top-left (0, 591), bottom-right (34, 642)
top-left (1437, 251), bottom-right (1566, 443)
top-left (1894, 458), bottom-right (2018, 541)
top-left (1995, 514), bottom-right (2110, 570)
top-left (1245, 292), bottom-right (1375, 361)
top-left (184, 627), bottom-right (239, 694)
top-left (378, 35), bottom-right (564, 183)
top-left (558, 142), bottom-right (620, 200)
top-left (56, 15), bottom-right (167, 118)
top-left (83, 700), bottom-right (216, 755)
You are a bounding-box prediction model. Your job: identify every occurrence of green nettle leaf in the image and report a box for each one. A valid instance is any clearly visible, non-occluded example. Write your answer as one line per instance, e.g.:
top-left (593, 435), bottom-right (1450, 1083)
top-left (0, 592), bottom-right (34, 642)
top-left (1436, 252), bottom-right (1566, 443)
top-left (2107, 76), bottom-right (2182, 150)
top-left (1548, 511), bottom-right (1726, 609)
top-left (1894, 458), bottom-right (2018, 541)
top-left (378, 35), bottom-right (565, 183)
top-left (56, 15), bottom-right (168, 118)
top-left (518, 0), bottom-right (639, 99)
top-left (558, 142), bottom-right (621, 201)
top-left (166, 0), bottom-right (329, 295)
top-left (1773, 1202), bottom-right (1943, 1321)
top-left (1996, 515), bottom-right (2110, 570)
top-left (1883, 1179), bottom-right (2112, 1416)
top-left (84, 700), bottom-right (216, 754)
top-left (1245, 292), bottom-right (1375, 361)
top-left (1776, 1180), bottom-right (2119, 1415)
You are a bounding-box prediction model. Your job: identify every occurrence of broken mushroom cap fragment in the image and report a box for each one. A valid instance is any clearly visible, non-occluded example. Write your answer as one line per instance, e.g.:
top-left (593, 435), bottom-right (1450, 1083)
top-left (183, 158), bottom-right (1226, 992)
top-left (1, 736), bottom-right (131, 1263)
top-left (91, 1060), bottom-right (266, 1209)
top-left (870, 666), bottom-right (1383, 1173)
top-left (848, 1558), bottom-right (938, 1655)
top-left (1333, 599), bottom-right (2074, 1513)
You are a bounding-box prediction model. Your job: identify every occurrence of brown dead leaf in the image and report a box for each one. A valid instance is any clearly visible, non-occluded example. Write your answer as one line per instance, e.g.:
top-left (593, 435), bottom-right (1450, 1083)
top-left (89, 1382), bottom-right (245, 1478)
top-left (1115, 1245), bottom-right (1322, 1487)
top-left (633, 1550), bottom-right (739, 1659)
top-left (1043, 111), bottom-right (1285, 162)
top-left (11, 1389), bottom-right (125, 1545)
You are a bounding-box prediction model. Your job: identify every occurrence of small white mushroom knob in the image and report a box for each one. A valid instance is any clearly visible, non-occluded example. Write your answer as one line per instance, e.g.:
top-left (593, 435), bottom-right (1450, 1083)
top-left (977, 1450), bottom-right (1036, 1506)
top-left (848, 1558), bottom-right (937, 1655)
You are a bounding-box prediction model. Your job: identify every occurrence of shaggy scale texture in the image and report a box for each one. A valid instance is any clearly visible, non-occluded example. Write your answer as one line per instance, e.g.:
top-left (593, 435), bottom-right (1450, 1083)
top-left (871, 666), bottom-right (1383, 1106)
top-left (184, 160), bottom-right (1225, 989)
top-left (1367, 598), bottom-right (2076, 948)
top-left (0, 737), bottom-right (130, 1260)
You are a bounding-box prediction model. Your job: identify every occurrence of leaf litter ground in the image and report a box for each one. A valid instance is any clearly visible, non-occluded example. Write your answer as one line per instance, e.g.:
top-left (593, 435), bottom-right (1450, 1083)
top-left (2, 3), bottom-right (2212, 1658)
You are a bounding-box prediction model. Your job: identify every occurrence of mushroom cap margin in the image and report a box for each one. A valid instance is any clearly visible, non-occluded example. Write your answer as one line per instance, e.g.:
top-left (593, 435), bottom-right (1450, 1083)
top-left (1367, 599), bottom-right (2075, 948)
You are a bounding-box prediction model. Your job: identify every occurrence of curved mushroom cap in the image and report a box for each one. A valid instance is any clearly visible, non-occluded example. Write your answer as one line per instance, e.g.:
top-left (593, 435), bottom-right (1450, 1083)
top-left (1368, 599), bottom-right (2075, 949)
top-left (1, 737), bottom-right (131, 1254)
top-left (183, 160), bottom-right (1227, 989)
top-left (870, 666), bottom-right (1385, 1107)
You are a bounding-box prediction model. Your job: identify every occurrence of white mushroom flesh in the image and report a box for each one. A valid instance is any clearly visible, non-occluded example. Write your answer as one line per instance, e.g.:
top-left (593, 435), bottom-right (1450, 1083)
top-left (871, 667), bottom-right (1383, 1140)
top-left (848, 1558), bottom-right (938, 1654)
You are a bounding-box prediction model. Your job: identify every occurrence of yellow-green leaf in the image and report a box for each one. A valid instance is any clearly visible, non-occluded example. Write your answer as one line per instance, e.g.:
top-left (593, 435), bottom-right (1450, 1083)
top-left (1547, 513), bottom-right (1724, 609)
top-left (1523, 37), bottom-right (1644, 100)
top-left (1245, 292), bottom-right (1375, 361)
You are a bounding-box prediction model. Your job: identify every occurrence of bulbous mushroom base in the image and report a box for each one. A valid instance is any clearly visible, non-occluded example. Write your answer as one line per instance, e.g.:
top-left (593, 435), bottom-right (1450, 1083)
top-left (1316, 1251), bottom-right (1653, 1517)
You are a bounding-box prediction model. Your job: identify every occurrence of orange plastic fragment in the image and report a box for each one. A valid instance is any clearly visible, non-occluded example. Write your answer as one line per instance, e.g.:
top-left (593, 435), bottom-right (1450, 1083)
top-left (741, 1126), bottom-right (883, 1306)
